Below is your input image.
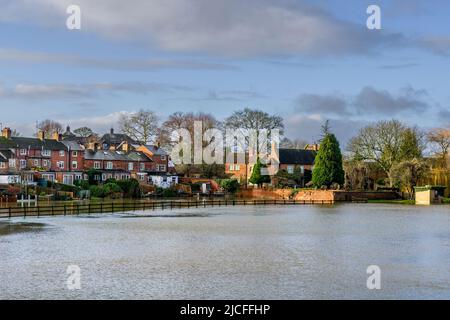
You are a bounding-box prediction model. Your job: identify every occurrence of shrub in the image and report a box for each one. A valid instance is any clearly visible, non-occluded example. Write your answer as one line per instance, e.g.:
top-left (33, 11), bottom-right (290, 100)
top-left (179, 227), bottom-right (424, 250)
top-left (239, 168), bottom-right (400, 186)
top-left (89, 185), bottom-right (105, 198)
top-left (115, 179), bottom-right (141, 198)
top-left (103, 183), bottom-right (123, 198)
top-left (74, 179), bottom-right (90, 190)
top-left (220, 179), bottom-right (240, 193)
top-left (162, 188), bottom-right (178, 197)
top-left (312, 131), bottom-right (344, 188)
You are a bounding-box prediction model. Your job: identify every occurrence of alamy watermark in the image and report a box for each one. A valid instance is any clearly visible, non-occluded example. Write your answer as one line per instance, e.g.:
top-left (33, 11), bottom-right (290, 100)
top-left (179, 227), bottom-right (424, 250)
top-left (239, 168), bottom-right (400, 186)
top-left (366, 265), bottom-right (381, 290)
top-left (66, 5), bottom-right (81, 30)
top-left (169, 122), bottom-right (280, 175)
top-left (66, 264), bottom-right (81, 290)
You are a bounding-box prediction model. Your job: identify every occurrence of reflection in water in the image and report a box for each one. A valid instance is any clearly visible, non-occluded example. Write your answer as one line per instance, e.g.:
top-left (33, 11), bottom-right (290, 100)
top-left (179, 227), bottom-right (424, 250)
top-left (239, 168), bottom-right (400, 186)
top-left (1, 204), bottom-right (450, 299)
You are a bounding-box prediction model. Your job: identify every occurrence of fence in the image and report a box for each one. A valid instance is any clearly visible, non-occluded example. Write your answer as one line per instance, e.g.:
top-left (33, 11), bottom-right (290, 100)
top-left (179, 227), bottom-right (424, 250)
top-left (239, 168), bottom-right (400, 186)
top-left (0, 199), bottom-right (343, 219)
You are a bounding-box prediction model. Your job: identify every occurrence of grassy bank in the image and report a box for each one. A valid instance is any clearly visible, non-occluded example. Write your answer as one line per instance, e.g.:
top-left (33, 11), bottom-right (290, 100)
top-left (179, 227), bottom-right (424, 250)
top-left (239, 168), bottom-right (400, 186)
top-left (368, 199), bottom-right (415, 205)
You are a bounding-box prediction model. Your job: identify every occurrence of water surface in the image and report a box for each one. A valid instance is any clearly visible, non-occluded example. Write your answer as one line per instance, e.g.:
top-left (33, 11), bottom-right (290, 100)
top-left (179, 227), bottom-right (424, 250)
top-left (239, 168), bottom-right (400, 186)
top-left (1, 204), bottom-right (450, 299)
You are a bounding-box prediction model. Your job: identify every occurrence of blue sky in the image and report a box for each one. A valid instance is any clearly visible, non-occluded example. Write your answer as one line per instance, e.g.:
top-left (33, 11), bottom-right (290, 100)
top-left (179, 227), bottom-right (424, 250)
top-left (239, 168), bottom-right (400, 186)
top-left (0, 0), bottom-right (449, 145)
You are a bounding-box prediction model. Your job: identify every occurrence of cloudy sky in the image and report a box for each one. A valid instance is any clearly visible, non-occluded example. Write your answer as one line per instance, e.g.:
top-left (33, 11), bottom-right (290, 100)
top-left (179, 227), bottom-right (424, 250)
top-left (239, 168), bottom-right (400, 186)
top-left (0, 0), bottom-right (449, 145)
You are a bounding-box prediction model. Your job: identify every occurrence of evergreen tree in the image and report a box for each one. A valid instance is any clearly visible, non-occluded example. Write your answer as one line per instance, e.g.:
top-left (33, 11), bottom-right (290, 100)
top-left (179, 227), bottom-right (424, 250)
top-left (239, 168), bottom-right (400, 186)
top-left (312, 127), bottom-right (345, 188)
top-left (249, 158), bottom-right (271, 187)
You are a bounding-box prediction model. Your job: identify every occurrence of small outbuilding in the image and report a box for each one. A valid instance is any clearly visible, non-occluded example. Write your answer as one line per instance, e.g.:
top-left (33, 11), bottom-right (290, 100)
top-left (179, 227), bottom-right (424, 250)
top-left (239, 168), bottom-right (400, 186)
top-left (414, 185), bottom-right (447, 205)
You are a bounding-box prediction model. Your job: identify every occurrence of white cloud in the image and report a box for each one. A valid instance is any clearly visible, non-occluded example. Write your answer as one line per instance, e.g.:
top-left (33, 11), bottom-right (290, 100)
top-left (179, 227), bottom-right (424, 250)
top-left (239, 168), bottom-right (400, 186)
top-left (0, 0), bottom-right (403, 57)
top-left (0, 48), bottom-right (236, 71)
top-left (0, 81), bottom-right (195, 100)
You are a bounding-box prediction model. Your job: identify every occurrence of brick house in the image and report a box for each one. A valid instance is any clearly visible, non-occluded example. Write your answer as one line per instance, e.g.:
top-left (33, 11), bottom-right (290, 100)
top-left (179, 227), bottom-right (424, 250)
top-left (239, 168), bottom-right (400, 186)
top-left (225, 148), bottom-right (316, 186)
top-left (0, 128), bottom-right (71, 184)
top-left (135, 144), bottom-right (170, 173)
top-left (84, 149), bottom-right (153, 183)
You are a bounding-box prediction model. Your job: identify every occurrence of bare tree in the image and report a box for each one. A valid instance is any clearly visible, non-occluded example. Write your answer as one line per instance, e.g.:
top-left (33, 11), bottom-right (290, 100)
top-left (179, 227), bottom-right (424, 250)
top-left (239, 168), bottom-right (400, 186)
top-left (427, 128), bottom-right (450, 168)
top-left (224, 108), bottom-right (284, 154)
top-left (160, 111), bottom-right (221, 148)
top-left (37, 119), bottom-right (63, 138)
top-left (348, 120), bottom-right (425, 187)
top-left (74, 127), bottom-right (95, 138)
top-left (120, 109), bottom-right (159, 144)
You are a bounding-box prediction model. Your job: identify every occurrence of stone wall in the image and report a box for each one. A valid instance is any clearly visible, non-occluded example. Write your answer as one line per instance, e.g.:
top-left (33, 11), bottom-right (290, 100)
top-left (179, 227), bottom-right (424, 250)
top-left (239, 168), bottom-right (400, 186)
top-left (238, 188), bottom-right (399, 201)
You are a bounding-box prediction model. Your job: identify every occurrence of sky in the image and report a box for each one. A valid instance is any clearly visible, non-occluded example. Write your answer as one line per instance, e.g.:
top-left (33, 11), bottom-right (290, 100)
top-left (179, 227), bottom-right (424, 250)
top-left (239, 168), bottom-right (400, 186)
top-left (0, 0), bottom-right (449, 146)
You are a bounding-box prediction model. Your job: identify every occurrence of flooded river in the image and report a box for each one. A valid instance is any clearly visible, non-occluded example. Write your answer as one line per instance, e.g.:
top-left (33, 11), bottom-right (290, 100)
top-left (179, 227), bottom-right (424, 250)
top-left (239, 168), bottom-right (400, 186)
top-left (1, 203), bottom-right (450, 299)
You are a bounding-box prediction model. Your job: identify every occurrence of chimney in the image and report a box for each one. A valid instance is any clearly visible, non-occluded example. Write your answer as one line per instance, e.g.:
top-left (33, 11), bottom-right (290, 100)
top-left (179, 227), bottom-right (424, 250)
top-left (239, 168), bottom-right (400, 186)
top-left (110, 128), bottom-right (114, 135)
top-left (155, 140), bottom-right (161, 148)
top-left (121, 141), bottom-right (129, 153)
top-left (38, 130), bottom-right (45, 141)
top-left (94, 143), bottom-right (99, 151)
top-left (1, 127), bottom-right (11, 139)
top-left (52, 132), bottom-right (61, 141)
top-left (66, 126), bottom-right (71, 133)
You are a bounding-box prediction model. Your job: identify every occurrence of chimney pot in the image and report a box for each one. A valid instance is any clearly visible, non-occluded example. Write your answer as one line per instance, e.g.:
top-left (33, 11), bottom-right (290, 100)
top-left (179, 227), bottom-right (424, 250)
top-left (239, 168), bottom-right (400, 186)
top-left (38, 130), bottom-right (45, 141)
top-left (1, 127), bottom-right (11, 139)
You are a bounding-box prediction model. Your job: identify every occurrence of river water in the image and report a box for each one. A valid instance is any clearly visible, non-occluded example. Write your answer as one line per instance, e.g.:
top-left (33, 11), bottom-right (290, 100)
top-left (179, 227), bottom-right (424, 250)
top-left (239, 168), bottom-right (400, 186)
top-left (1, 203), bottom-right (450, 299)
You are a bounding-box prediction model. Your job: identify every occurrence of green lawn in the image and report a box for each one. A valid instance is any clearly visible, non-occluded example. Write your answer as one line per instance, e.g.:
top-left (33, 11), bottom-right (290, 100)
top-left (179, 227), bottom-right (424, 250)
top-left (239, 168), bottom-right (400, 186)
top-left (367, 199), bottom-right (415, 205)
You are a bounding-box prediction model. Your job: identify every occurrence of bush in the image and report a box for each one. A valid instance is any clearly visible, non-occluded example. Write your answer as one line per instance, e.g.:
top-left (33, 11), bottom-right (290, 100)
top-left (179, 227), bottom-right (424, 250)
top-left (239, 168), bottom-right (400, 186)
top-left (162, 188), bottom-right (178, 197)
top-left (103, 183), bottom-right (123, 198)
top-left (115, 179), bottom-right (141, 198)
top-left (74, 179), bottom-right (90, 190)
top-left (90, 185), bottom-right (105, 198)
top-left (56, 183), bottom-right (81, 193)
top-left (220, 179), bottom-right (240, 193)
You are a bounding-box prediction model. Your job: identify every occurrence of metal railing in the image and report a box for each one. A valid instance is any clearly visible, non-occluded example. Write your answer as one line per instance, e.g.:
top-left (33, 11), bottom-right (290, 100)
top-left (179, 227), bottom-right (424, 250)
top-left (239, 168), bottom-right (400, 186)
top-left (0, 199), bottom-right (342, 219)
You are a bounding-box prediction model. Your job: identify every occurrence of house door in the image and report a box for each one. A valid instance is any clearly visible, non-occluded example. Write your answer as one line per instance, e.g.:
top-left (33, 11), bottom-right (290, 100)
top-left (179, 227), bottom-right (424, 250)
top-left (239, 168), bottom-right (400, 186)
top-left (63, 175), bottom-right (74, 185)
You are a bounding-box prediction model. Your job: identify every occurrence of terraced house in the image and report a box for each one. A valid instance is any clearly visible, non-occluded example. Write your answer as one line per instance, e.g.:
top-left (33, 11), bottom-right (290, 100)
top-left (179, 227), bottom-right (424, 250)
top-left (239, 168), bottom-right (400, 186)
top-left (0, 126), bottom-right (177, 188)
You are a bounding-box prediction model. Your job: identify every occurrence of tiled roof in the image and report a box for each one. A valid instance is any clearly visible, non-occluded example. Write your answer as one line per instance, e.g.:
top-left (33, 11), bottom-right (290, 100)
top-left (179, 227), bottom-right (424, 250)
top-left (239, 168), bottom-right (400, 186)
top-left (84, 150), bottom-right (152, 162)
top-left (61, 141), bottom-right (85, 151)
top-left (101, 133), bottom-right (138, 146)
top-left (0, 137), bottom-right (67, 150)
top-left (144, 145), bottom-right (168, 156)
top-left (0, 150), bottom-right (13, 162)
top-left (279, 148), bottom-right (316, 165)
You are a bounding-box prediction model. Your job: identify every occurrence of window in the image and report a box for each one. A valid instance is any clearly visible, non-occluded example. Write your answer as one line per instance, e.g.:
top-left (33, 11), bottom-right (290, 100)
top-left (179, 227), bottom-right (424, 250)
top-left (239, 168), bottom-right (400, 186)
top-left (139, 174), bottom-right (146, 181)
top-left (229, 165), bottom-right (234, 171)
top-left (72, 161), bottom-right (78, 169)
top-left (300, 166), bottom-right (305, 174)
top-left (161, 155), bottom-right (166, 161)
top-left (158, 164), bottom-right (166, 172)
top-left (75, 174), bottom-right (82, 180)
top-left (42, 174), bottom-right (55, 182)
top-left (42, 150), bottom-right (51, 157)
top-left (72, 151), bottom-right (78, 157)
top-left (0, 162), bottom-right (6, 169)
top-left (94, 161), bottom-right (101, 169)
top-left (106, 162), bottom-right (113, 169)
top-left (102, 174), bottom-right (107, 181)
top-left (43, 159), bottom-right (49, 167)
top-left (8, 159), bottom-right (16, 168)
top-left (128, 162), bottom-right (134, 171)
top-left (57, 161), bottom-right (65, 169)
top-left (59, 150), bottom-right (65, 157)
top-left (33, 159), bottom-right (39, 166)
top-left (20, 149), bottom-right (27, 155)
top-left (287, 165), bottom-right (294, 174)
top-left (20, 159), bottom-right (27, 168)
top-left (235, 165), bottom-right (240, 171)
top-left (140, 163), bottom-right (145, 171)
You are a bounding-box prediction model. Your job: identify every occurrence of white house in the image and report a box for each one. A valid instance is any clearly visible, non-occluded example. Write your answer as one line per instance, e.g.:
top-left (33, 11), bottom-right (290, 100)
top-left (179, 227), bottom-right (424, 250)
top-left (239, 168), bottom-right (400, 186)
top-left (149, 174), bottom-right (178, 189)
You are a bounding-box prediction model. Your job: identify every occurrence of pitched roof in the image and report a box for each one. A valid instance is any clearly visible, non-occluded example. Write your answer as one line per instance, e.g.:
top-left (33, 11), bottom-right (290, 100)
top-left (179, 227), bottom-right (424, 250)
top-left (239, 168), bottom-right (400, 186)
top-left (144, 145), bottom-right (168, 156)
top-left (278, 148), bottom-right (316, 165)
top-left (84, 150), bottom-right (152, 162)
top-left (0, 150), bottom-right (13, 162)
top-left (0, 137), bottom-right (67, 150)
top-left (101, 133), bottom-right (138, 146)
top-left (61, 140), bottom-right (85, 151)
